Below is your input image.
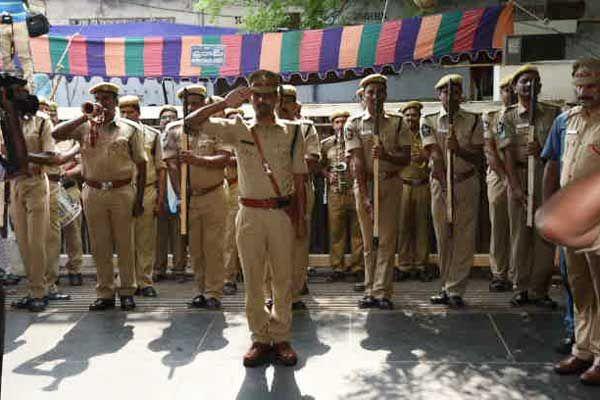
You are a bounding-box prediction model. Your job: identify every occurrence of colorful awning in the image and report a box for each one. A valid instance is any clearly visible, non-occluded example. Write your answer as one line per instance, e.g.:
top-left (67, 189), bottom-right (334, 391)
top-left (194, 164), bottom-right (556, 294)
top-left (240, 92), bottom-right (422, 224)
top-left (27, 4), bottom-right (514, 82)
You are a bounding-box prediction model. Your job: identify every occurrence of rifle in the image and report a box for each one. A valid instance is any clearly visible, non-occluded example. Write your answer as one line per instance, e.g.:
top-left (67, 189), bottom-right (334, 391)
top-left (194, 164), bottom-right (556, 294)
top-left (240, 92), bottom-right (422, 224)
top-left (373, 98), bottom-right (383, 249)
top-left (526, 77), bottom-right (539, 228)
top-left (446, 81), bottom-right (456, 232)
top-left (179, 89), bottom-right (190, 236)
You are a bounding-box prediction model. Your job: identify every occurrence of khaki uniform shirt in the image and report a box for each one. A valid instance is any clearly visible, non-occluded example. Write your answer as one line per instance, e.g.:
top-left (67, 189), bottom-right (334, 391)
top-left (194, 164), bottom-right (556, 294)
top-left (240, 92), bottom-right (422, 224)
top-left (420, 107), bottom-right (484, 175)
top-left (321, 133), bottom-right (352, 193)
top-left (483, 107), bottom-right (507, 166)
top-left (162, 120), bottom-right (229, 190)
top-left (344, 110), bottom-right (411, 174)
top-left (401, 128), bottom-right (429, 180)
top-left (140, 123), bottom-right (165, 185)
top-left (298, 119), bottom-right (321, 161)
top-left (498, 102), bottom-right (561, 162)
top-left (560, 106), bottom-right (600, 187)
top-left (21, 112), bottom-right (56, 177)
top-left (198, 116), bottom-right (307, 199)
top-left (71, 116), bottom-right (147, 181)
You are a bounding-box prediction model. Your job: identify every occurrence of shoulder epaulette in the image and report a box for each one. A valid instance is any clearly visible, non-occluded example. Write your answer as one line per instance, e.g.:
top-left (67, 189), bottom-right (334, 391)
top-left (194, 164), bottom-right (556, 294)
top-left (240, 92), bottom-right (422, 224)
top-left (567, 105), bottom-right (584, 118)
top-left (119, 117), bottom-right (142, 131)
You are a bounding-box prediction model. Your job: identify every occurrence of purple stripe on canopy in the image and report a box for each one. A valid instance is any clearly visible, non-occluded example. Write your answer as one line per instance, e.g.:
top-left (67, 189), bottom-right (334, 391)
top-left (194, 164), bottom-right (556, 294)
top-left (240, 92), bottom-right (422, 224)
top-left (396, 16), bottom-right (421, 64)
top-left (241, 34), bottom-right (262, 75)
top-left (163, 36), bottom-right (181, 78)
top-left (87, 37), bottom-right (106, 77)
top-left (473, 6), bottom-right (502, 50)
top-left (319, 27), bottom-right (343, 73)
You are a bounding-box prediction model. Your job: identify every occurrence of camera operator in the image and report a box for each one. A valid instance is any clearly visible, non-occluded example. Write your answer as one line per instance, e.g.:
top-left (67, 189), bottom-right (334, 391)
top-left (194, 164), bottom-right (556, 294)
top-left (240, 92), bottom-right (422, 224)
top-left (0, 0), bottom-right (34, 89)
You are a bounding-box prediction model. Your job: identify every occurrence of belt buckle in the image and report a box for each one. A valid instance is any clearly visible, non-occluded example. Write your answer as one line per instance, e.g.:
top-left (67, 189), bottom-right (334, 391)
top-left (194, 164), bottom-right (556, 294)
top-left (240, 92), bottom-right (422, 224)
top-left (101, 181), bottom-right (113, 190)
top-left (276, 197), bottom-right (287, 208)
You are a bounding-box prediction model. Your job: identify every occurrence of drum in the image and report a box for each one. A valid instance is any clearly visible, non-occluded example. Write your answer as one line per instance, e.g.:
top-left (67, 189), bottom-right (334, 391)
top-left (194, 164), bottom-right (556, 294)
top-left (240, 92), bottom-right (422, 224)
top-left (57, 185), bottom-right (82, 228)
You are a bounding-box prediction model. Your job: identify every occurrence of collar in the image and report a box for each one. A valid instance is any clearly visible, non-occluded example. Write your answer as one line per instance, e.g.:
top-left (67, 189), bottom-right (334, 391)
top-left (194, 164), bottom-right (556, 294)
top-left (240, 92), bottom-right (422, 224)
top-left (362, 109), bottom-right (391, 121)
top-left (438, 106), bottom-right (463, 120)
top-left (517, 102), bottom-right (530, 117)
top-left (249, 117), bottom-right (286, 130)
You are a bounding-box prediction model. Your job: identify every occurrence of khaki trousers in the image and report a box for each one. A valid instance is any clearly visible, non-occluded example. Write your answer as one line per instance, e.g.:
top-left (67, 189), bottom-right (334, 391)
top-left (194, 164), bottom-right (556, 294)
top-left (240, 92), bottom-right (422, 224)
top-left (134, 185), bottom-right (157, 288)
top-left (224, 183), bottom-right (241, 283)
top-left (327, 189), bottom-right (363, 272)
top-left (486, 168), bottom-right (511, 281)
top-left (0, 22), bottom-right (34, 88)
top-left (46, 181), bottom-right (61, 293)
top-left (188, 187), bottom-right (225, 299)
top-left (62, 186), bottom-right (83, 274)
top-left (431, 175), bottom-right (480, 297)
top-left (82, 185), bottom-right (136, 298)
top-left (565, 249), bottom-right (600, 364)
top-left (397, 181), bottom-right (430, 270)
top-left (9, 176), bottom-right (49, 298)
top-left (237, 206), bottom-right (294, 344)
top-left (291, 182), bottom-right (314, 303)
top-left (354, 175), bottom-right (402, 299)
top-left (508, 167), bottom-right (554, 298)
top-left (155, 210), bottom-right (188, 274)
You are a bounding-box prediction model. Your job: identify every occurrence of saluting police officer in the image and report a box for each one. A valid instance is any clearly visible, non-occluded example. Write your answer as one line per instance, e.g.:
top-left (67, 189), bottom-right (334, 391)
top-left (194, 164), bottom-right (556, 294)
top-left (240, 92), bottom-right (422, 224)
top-left (185, 70), bottom-right (307, 368)
top-left (163, 85), bottom-right (228, 309)
top-left (52, 82), bottom-right (148, 311)
top-left (499, 65), bottom-right (560, 308)
top-left (345, 74), bottom-right (411, 310)
top-left (483, 74), bottom-right (515, 292)
top-left (421, 74), bottom-right (485, 308)
top-left (119, 95), bottom-right (166, 298)
top-left (321, 111), bottom-right (364, 283)
top-left (396, 101), bottom-right (433, 282)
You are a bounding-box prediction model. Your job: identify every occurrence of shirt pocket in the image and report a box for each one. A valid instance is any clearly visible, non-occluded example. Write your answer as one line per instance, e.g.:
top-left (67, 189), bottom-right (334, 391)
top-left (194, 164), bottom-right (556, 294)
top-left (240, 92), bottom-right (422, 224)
top-left (108, 136), bottom-right (130, 159)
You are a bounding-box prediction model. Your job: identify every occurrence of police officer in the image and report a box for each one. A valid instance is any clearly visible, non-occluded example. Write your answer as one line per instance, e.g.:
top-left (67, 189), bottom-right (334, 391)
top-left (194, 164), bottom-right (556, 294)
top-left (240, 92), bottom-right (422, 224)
top-left (119, 95), bottom-right (165, 298)
top-left (346, 74), bottom-right (411, 310)
top-left (499, 65), bottom-right (560, 308)
top-left (223, 107), bottom-right (244, 296)
top-left (396, 101), bottom-right (432, 282)
top-left (52, 82), bottom-right (148, 311)
top-left (544, 59), bottom-right (600, 385)
top-left (421, 74), bottom-right (484, 308)
top-left (484, 75), bottom-right (515, 292)
top-left (153, 105), bottom-right (187, 281)
top-left (276, 84), bottom-right (320, 310)
top-left (185, 70), bottom-right (307, 368)
top-left (163, 85), bottom-right (228, 309)
top-left (321, 111), bottom-right (364, 282)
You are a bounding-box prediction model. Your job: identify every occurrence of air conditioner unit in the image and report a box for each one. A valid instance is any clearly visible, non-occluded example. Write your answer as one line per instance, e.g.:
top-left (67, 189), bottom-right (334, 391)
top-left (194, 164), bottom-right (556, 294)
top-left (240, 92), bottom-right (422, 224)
top-left (504, 34), bottom-right (566, 65)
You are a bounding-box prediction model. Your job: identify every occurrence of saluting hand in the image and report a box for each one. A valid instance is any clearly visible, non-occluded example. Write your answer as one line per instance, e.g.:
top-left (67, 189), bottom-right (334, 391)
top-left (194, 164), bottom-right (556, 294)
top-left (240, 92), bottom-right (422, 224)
top-left (225, 87), bottom-right (252, 108)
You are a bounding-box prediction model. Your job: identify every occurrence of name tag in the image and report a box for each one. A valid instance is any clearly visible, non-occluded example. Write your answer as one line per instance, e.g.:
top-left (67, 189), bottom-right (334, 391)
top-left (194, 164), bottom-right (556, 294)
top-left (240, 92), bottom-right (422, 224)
top-left (566, 129), bottom-right (578, 136)
top-left (438, 128), bottom-right (448, 134)
top-left (516, 123), bottom-right (530, 129)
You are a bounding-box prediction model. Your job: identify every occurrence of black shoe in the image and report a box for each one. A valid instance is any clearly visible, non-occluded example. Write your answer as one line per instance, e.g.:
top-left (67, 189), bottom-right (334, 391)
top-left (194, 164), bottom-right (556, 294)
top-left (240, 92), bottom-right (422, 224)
top-left (430, 291), bottom-right (449, 305)
top-left (448, 295), bottom-right (465, 308)
top-left (531, 295), bottom-right (557, 310)
top-left (510, 291), bottom-right (529, 307)
top-left (292, 301), bottom-right (307, 310)
top-left (489, 278), bottom-right (511, 292)
top-left (394, 268), bottom-right (410, 282)
top-left (141, 286), bottom-right (158, 298)
top-left (326, 271), bottom-right (345, 283)
top-left (300, 283), bottom-right (309, 295)
top-left (377, 298), bottom-right (394, 310)
top-left (134, 288), bottom-right (143, 296)
top-left (358, 296), bottom-right (378, 309)
top-left (188, 294), bottom-right (207, 309)
top-left (27, 298), bottom-right (47, 312)
top-left (68, 273), bottom-right (83, 286)
top-left (89, 298), bottom-right (116, 311)
top-left (12, 296), bottom-right (32, 309)
top-left (205, 297), bottom-right (222, 309)
top-left (555, 336), bottom-right (575, 355)
top-left (265, 298), bottom-right (273, 311)
top-left (45, 292), bottom-right (71, 301)
top-left (223, 282), bottom-right (238, 296)
top-left (120, 295), bottom-right (136, 311)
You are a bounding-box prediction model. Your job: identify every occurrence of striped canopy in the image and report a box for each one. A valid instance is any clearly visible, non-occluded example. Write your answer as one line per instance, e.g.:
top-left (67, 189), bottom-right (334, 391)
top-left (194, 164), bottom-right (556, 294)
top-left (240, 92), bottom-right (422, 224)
top-left (28, 4), bottom-right (514, 82)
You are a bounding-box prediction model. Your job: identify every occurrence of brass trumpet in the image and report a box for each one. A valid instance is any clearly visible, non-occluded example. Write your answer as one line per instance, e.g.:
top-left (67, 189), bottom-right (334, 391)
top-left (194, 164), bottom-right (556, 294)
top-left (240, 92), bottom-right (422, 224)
top-left (82, 102), bottom-right (105, 147)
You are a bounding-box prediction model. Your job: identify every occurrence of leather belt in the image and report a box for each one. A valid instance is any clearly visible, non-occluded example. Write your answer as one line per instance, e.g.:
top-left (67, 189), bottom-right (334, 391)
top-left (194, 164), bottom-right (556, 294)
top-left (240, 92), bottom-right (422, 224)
top-left (47, 174), bottom-right (62, 183)
top-left (454, 169), bottom-right (477, 184)
top-left (62, 180), bottom-right (77, 190)
top-left (85, 178), bottom-right (131, 190)
top-left (226, 177), bottom-right (238, 187)
top-left (189, 182), bottom-right (222, 197)
top-left (240, 196), bottom-right (291, 209)
top-left (402, 177), bottom-right (429, 186)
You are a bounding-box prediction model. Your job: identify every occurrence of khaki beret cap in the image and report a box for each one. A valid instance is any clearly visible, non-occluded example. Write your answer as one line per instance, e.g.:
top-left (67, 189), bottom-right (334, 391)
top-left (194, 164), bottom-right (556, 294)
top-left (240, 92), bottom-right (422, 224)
top-left (500, 74), bottom-right (514, 88)
top-left (89, 82), bottom-right (120, 95)
top-left (511, 64), bottom-right (539, 85)
top-left (248, 69), bottom-right (281, 94)
top-left (360, 73), bottom-right (387, 89)
top-left (435, 74), bottom-right (463, 90)
top-left (118, 95), bottom-right (140, 108)
top-left (38, 97), bottom-right (49, 107)
top-left (280, 84), bottom-right (297, 99)
top-left (400, 101), bottom-right (423, 113)
top-left (177, 84), bottom-right (207, 99)
top-left (159, 105), bottom-right (178, 117)
top-left (572, 58), bottom-right (600, 86)
top-left (330, 111), bottom-right (351, 122)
